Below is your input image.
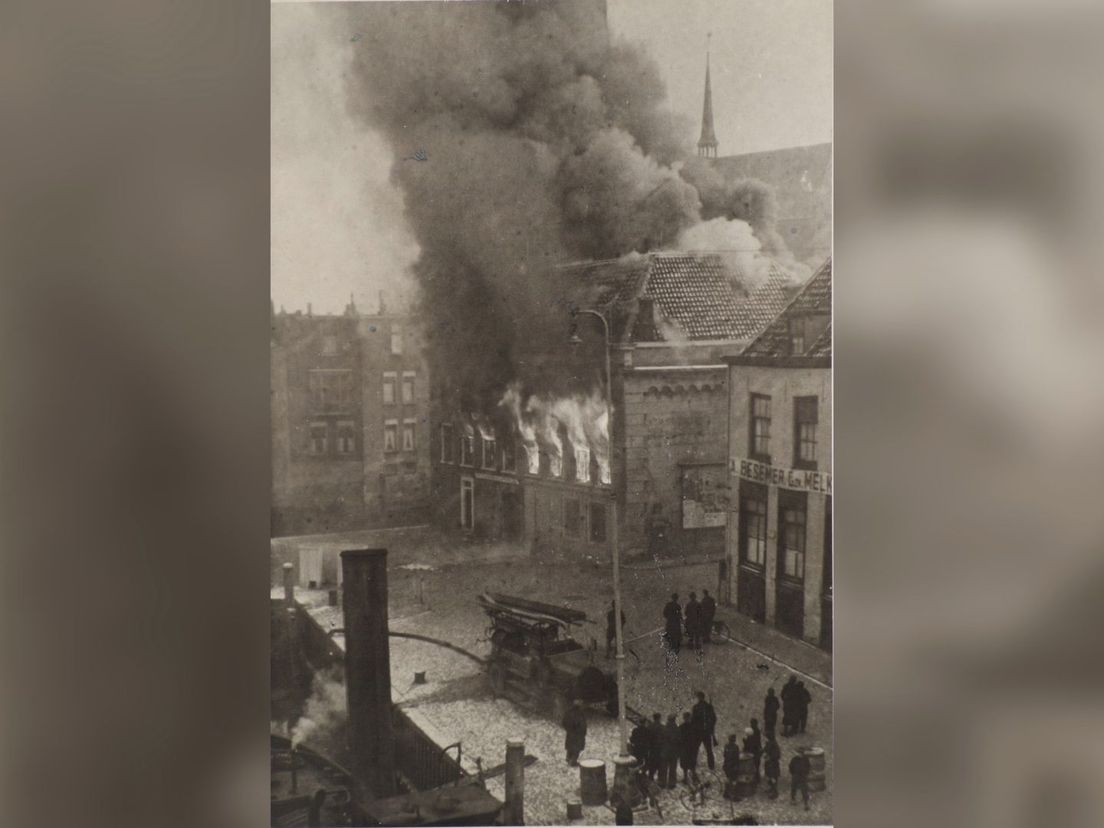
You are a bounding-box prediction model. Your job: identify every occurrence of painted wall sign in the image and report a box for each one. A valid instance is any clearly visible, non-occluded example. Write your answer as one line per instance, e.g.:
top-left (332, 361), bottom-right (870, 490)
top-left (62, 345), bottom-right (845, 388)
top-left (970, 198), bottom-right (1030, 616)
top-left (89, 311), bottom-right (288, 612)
top-left (730, 458), bottom-right (832, 495)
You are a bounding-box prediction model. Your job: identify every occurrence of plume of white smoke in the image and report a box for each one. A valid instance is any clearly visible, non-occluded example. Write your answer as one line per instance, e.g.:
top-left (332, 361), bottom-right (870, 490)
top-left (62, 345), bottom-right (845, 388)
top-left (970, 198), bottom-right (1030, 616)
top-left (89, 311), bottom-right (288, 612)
top-left (290, 669), bottom-right (346, 750)
top-left (676, 217), bottom-right (774, 290)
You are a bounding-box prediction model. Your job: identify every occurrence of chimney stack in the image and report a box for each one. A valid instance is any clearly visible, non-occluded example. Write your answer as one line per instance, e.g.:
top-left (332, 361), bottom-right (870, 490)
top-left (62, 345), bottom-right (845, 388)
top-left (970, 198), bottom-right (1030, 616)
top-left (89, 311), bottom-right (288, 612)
top-left (341, 549), bottom-right (396, 800)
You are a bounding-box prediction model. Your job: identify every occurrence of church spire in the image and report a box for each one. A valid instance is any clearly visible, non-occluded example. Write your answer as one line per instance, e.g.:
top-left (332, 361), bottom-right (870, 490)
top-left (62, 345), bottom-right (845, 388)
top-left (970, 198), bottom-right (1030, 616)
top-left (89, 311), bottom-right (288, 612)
top-left (697, 33), bottom-right (718, 159)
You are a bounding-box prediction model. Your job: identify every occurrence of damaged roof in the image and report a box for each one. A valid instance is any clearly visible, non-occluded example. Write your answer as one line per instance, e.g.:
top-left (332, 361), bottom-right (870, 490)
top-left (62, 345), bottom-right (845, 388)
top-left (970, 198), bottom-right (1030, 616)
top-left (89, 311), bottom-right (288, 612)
top-left (738, 257), bottom-right (832, 362)
top-left (557, 252), bottom-right (794, 343)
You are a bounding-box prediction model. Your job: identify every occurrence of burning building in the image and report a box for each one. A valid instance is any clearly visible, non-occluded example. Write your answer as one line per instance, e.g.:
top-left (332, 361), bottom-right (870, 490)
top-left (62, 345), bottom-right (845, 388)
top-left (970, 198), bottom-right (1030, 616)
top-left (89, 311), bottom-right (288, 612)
top-left (432, 251), bottom-right (797, 561)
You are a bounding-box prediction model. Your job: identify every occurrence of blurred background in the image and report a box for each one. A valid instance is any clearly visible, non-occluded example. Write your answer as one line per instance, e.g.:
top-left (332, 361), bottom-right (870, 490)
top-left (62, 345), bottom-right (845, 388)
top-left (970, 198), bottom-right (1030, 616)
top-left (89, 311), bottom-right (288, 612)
top-left (2, 1), bottom-right (1103, 827)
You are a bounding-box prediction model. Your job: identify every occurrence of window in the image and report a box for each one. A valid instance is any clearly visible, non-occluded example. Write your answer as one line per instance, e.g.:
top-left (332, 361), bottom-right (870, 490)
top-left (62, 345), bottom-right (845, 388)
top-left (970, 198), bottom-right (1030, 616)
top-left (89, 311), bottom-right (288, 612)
top-left (440, 423), bottom-right (454, 463)
top-left (788, 318), bottom-right (805, 356)
top-left (401, 371), bottom-right (415, 404)
top-left (336, 420), bottom-right (356, 454)
top-left (750, 394), bottom-right (771, 460)
top-left (460, 428), bottom-right (475, 466)
top-left (589, 502), bottom-right (607, 543)
top-left (460, 477), bottom-right (474, 529)
top-left (501, 440), bottom-right (516, 473)
top-left (779, 493), bottom-right (807, 581)
top-left (390, 325), bottom-right (403, 355)
top-left (739, 482), bottom-right (768, 567)
top-left (482, 434), bottom-right (497, 469)
top-left (384, 420), bottom-right (398, 453)
top-left (382, 372), bottom-right (396, 405)
top-left (309, 421), bottom-right (328, 455)
top-left (794, 397), bottom-right (818, 468)
top-left (322, 335), bottom-right (338, 356)
top-left (402, 420), bottom-right (416, 452)
top-left (309, 370), bottom-right (353, 411)
top-left (564, 499), bottom-right (582, 537)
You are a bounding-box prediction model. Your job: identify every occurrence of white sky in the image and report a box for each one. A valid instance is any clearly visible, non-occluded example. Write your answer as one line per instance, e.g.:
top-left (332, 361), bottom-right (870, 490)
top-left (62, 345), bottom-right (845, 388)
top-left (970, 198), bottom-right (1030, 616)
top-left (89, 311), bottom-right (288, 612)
top-left (271, 0), bottom-right (833, 315)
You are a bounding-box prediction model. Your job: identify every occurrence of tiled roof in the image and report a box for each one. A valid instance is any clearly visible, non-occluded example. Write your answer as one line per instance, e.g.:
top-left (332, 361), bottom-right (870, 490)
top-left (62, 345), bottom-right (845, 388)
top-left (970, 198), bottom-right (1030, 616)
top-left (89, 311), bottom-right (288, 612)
top-left (558, 252), bottom-right (792, 342)
top-left (741, 257), bottom-right (832, 359)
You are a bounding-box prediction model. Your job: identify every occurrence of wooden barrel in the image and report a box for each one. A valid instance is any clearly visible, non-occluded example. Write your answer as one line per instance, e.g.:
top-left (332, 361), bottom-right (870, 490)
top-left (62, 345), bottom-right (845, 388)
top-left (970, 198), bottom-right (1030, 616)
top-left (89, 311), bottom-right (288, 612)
top-left (579, 759), bottom-right (608, 805)
top-left (735, 753), bottom-right (758, 797)
top-left (803, 746), bottom-right (826, 792)
top-left (566, 799), bottom-right (583, 821)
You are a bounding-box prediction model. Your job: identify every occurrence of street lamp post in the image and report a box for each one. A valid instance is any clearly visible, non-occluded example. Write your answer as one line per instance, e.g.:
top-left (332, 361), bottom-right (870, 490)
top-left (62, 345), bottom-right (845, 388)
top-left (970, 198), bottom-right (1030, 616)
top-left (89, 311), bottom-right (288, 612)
top-left (570, 309), bottom-right (629, 761)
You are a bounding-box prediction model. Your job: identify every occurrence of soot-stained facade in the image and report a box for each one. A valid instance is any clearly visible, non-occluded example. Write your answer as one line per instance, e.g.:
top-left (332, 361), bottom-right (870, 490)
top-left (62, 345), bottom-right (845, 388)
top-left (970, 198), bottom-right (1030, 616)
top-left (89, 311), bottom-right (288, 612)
top-left (271, 300), bottom-right (431, 535)
top-left (431, 251), bottom-right (801, 562)
top-left (725, 258), bottom-right (832, 649)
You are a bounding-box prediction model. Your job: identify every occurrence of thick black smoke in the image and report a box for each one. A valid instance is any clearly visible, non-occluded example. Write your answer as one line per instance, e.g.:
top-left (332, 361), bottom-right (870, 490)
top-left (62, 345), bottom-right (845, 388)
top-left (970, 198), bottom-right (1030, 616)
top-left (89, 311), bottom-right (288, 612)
top-left (341, 0), bottom-right (787, 410)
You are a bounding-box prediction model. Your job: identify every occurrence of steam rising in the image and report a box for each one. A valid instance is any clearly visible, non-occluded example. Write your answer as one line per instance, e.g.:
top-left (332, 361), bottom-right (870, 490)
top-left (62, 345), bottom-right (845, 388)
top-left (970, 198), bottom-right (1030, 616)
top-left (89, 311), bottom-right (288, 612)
top-left (290, 669), bottom-right (346, 750)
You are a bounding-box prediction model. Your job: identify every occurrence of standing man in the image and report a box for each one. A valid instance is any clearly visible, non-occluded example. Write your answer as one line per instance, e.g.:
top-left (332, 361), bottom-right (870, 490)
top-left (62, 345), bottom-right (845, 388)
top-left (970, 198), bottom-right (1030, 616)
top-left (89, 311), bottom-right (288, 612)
top-left (796, 681), bottom-right (812, 734)
top-left (685, 592), bottom-right (702, 652)
top-left (562, 698), bottom-right (587, 766)
top-left (763, 736), bottom-right (781, 800)
top-left (662, 593), bottom-right (683, 654)
top-left (606, 600), bottom-right (626, 659)
top-left (660, 714), bottom-right (681, 789)
top-left (700, 589), bottom-right (717, 644)
top-left (780, 676), bottom-right (799, 736)
top-left (789, 750), bottom-right (811, 811)
top-left (629, 717), bottom-right (651, 768)
top-left (763, 688), bottom-right (780, 740)
top-left (691, 691), bottom-right (717, 771)
top-left (678, 712), bottom-right (700, 786)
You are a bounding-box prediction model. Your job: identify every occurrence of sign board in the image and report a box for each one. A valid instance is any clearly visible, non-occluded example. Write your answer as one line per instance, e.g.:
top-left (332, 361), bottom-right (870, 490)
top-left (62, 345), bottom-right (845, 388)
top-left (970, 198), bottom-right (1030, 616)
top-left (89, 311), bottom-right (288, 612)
top-left (730, 458), bottom-right (833, 495)
top-left (681, 464), bottom-right (728, 529)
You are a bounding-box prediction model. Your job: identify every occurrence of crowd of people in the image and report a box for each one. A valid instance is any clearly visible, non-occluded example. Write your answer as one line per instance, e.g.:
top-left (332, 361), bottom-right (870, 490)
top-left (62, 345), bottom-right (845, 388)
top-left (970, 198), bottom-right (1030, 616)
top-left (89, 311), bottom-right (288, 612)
top-left (660, 590), bottom-right (717, 655)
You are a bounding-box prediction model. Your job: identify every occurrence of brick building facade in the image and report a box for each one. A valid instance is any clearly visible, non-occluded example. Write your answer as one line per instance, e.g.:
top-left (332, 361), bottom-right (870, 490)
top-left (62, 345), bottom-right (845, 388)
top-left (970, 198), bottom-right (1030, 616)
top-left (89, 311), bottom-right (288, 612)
top-left (725, 259), bottom-right (831, 649)
top-left (271, 301), bottom-right (431, 535)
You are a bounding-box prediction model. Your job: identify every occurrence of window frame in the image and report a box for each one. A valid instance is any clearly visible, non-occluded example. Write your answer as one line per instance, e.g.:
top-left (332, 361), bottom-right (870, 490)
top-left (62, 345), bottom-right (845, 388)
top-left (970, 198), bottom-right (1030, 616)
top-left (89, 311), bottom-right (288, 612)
top-left (501, 439), bottom-right (516, 473)
top-left (482, 434), bottom-right (497, 469)
top-left (383, 419), bottom-right (399, 453)
top-left (788, 318), bottom-right (805, 356)
top-left (738, 481), bottom-right (768, 569)
top-left (390, 325), bottom-right (403, 355)
top-left (749, 393), bottom-right (772, 463)
top-left (793, 396), bottom-right (818, 470)
top-left (777, 491), bottom-right (807, 583)
top-left (382, 372), bottom-right (397, 405)
top-left (401, 419), bottom-right (416, 452)
top-left (401, 371), bottom-right (415, 404)
top-left (336, 420), bottom-right (357, 455)
top-left (308, 420), bottom-right (329, 456)
top-left (460, 430), bottom-right (475, 467)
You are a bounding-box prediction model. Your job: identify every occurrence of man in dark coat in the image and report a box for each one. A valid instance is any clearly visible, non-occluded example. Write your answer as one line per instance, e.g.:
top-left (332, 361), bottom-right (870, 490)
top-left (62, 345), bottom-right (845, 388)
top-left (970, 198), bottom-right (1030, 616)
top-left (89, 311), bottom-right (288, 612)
top-left (763, 688), bottom-right (780, 740)
top-left (606, 601), bottom-right (626, 659)
top-left (612, 789), bottom-right (634, 825)
top-left (629, 718), bottom-right (651, 767)
top-left (659, 714), bottom-right (681, 789)
top-left (684, 592), bottom-right (702, 652)
top-left (662, 593), bottom-right (682, 654)
top-left (789, 750), bottom-right (811, 810)
top-left (743, 720), bottom-right (762, 783)
top-left (780, 676), bottom-right (799, 736)
top-left (646, 713), bottom-right (663, 780)
top-left (700, 589), bottom-right (717, 644)
top-left (763, 736), bottom-right (781, 799)
top-left (678, 712), bottom-right (700, 785)
top-left (796, 681), bottom-right (812, 733)
top-left (690, 691), bottom-right (717, 771)
top-left (562, 698), bottom-right (587, 766)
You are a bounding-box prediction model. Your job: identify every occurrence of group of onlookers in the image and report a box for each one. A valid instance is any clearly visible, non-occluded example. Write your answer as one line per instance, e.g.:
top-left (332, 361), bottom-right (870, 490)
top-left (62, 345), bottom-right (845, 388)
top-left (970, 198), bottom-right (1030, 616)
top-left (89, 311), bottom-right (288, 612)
top-left (660, 590), bottom-right (717, 654)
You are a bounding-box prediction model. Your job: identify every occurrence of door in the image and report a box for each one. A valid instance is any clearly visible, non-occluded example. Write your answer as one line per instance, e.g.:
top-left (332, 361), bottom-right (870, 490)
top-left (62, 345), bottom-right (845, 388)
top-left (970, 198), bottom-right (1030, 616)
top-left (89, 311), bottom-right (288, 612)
top-left (775, 490), bottom-right (807, 639)
top-left (737, 482), bottom-right (768, 623)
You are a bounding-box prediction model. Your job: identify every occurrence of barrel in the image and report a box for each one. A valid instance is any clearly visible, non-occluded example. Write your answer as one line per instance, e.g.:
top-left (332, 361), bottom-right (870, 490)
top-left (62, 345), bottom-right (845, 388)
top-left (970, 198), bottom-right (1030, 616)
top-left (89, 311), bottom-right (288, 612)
top-left (579, 759), bottom-right (608, 805)
top-left (735, 753), bottom-right (758, 797)
top-left (566, 799), bottom-right (583, 821)
top-left (803, 746), bottom-right (826, 792)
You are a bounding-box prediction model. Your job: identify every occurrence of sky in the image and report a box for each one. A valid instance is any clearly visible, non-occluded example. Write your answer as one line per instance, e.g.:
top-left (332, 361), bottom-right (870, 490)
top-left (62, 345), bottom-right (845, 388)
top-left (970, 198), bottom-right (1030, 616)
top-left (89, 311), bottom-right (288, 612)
top-left (271, 0), bottom-right (833, 315)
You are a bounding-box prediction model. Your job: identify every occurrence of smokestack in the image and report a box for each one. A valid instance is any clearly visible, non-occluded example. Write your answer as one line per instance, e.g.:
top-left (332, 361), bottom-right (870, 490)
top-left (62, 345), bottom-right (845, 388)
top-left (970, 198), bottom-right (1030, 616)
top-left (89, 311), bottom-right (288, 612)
top-left (340, 549), bottom-right (396, 800)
